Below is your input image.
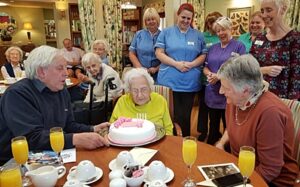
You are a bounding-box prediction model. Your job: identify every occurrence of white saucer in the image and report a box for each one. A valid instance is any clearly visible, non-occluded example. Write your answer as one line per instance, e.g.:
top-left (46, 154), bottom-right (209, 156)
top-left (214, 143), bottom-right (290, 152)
top-left (66, 167), bottom-right (103, 185)
top-left (143, 166), bottom-right (174, 184)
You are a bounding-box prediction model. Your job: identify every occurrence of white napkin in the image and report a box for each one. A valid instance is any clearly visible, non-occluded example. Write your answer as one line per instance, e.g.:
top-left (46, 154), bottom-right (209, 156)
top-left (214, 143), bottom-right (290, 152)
top-left (129, 147), bottom-right (158, 166)
top-left (61, 148), bottom-right (76, 163)
top-left (196, 180), bottom-right (253, 187)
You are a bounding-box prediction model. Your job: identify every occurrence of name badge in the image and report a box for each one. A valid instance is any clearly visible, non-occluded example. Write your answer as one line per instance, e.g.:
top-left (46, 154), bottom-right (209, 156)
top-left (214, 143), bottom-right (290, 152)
top-left (187, 41), bottom-right (195, 46)
top-left (254, 40), bottom-right (263, 46)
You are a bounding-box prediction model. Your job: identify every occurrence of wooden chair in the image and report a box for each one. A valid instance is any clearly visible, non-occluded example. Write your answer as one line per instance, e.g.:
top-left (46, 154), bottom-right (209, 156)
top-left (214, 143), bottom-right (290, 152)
top-left (153, 85), bottom-right (182, 136)
top-left (281, 98), bottom-right (300, 166)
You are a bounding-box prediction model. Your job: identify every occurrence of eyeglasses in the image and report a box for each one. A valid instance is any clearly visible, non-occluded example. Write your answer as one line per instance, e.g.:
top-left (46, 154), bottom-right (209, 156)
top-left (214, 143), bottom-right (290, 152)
top-left (130, 87), bottom-right (150, 95)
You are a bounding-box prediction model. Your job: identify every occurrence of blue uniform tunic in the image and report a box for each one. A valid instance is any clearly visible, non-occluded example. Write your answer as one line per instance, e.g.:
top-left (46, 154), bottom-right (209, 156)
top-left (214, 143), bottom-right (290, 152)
top-left (155, 26), bottom-right (207, 92)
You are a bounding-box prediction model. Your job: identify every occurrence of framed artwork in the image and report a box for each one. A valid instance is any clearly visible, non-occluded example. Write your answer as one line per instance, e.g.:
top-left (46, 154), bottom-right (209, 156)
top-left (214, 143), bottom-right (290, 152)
top-left (227, 7), bottom-right (252, 37)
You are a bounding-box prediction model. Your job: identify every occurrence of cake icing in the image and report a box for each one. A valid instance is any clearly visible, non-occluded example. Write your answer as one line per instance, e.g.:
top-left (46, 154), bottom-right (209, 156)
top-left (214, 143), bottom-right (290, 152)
top-left (108, 117), bottom-right (156, 144)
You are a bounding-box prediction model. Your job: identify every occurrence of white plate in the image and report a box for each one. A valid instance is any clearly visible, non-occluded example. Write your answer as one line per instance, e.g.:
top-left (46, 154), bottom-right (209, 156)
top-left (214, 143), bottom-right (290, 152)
top-left (67, 167), bottom-right (103, 185)
top-left (143, 166), bottom-right (174, 184)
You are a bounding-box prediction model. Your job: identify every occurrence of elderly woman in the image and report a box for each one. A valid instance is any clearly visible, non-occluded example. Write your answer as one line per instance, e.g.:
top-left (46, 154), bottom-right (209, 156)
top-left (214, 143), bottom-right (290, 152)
top-left (155, 3), bottom-right (207, 136)
top-left (250, 0), bottom-right (300, 100)
top-left (1, 46), bottom-right (24, 79)
top-left (216, 54), bottom-right (299, 186)
top-left (110, 68), bottom-right (173, 135)
top-left (129, 8), bottom-right (161, 82)
top-left (81, 52), bottom-right (122, 103)
top-left (204, 17), bottom-right (246, 145)
top-left (92, 39), bottom-right (110, 65)
top-left (238, 11), bottom-right (265, 53)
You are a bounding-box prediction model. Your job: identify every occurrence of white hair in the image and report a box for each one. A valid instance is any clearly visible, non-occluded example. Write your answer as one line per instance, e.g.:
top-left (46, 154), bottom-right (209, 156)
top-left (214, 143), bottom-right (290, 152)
top-left (5, 46), bottom-right (23, 62)
top-left (123, 68), bottom-right (154, 92)
top-left (213, 16), bottom-right (232, 31)
top-left (81, 52), bottom-right (102, 68)
top-left (24, 45), bottom-right (61, 79)
top-left (91, 39), bottom-right (110, 53)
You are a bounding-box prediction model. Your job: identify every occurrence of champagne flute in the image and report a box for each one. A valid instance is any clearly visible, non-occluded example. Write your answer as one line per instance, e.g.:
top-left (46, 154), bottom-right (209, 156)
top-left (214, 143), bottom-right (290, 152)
top-left (0, 162), bottom-right (22, 187)
top-left (238, 146), bottom-right (255, 187)
top-left (11, 136), bottom-right (31, 186)
top-left (182, 136), bottom-right (197, 187)
top-left (50, 127), bottom-right (65, 165)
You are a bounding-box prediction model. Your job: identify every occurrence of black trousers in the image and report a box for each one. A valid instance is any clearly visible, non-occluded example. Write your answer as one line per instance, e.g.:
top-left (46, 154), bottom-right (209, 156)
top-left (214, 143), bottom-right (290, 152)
top-left (207, 107), bottom-right (226, 145)
top-left (173, 91), bottom-right (196, 137)
top-left (197, 86), bottom-right (209, 134)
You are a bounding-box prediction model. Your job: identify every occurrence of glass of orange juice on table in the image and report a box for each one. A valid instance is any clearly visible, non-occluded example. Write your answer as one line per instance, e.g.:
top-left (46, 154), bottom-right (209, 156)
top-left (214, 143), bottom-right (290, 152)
top-left (182, 136), bottom-right (197, 187)
top-left (50, 127), bottom-right (65, 165)
top-left (11, 136), bottom-right (31, 186)
top-left (0, 162), bottom-right (22, 187)
top-left (238, 146), bottom-right (255, 187)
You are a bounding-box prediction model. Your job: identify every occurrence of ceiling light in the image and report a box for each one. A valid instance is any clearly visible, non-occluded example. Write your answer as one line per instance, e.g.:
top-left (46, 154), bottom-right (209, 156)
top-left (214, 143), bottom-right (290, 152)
top-left (121, 1), bottom-right (137, 9)
top-left (0, 2), bottom-right (8, 6)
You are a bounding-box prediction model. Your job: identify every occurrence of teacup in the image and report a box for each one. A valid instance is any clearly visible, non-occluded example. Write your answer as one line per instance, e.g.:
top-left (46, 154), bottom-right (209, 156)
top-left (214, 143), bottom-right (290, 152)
top-left (145, 180), bottom-right (167, 187)
top-left (109, 178), bottom-right (126, 187)
top-left (116, 151), bottom-right (134, 170)
top-left (147, 160), bottom-right (168, 182)
top-left (6, 77), bottom-right (16, 84)
top-left (123, 165), bottom-right (145, 187)
top-left (109, 169), bottom-right (123, 180)
top-left (69, 160), bottom-right (96, 182)
top-left (63, 179), bottom-right (83, 187)
top-left (26, 165), bottom-right (66, 187)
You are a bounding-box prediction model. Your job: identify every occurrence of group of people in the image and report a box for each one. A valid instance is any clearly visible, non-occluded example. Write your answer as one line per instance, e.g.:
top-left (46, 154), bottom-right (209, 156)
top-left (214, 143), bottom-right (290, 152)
top-left (0, 0), bottom-right (299, 186)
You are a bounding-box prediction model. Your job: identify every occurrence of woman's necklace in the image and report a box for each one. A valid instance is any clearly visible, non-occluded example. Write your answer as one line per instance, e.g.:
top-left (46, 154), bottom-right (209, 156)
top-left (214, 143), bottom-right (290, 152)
top-left (235, 102), bottom-right (257, 126)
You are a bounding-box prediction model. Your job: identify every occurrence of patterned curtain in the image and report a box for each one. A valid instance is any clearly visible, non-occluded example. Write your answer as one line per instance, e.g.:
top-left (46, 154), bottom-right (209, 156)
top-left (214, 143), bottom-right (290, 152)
top-left (78, 0), bottom-right (96, 51)
top-left (285, 0), bottom-right (300, 31)
top-left (103, 0), bottom-right (123, 73)
top-left (187, 0), bottom-right (205, 31)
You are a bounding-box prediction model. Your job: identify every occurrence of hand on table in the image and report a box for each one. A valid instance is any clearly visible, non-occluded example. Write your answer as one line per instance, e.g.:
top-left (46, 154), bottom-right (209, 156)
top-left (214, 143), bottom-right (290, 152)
top-left (73, 132), bottom-right (109, 149)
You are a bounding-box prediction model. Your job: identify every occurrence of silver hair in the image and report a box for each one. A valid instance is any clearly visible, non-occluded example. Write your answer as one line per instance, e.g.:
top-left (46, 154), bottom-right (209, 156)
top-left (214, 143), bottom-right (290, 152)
top-left (123, 68), bottom-right (154, 92)
top-left (217, 54), bottom-right (264, 94)
top-left (5, 46), bottom-right (23, 61)
top-left (91, 39), bottom-right (109, 53)
top-left (81, 52), bottom-right (102, 68)
top-left (24, 45), bottom-right (60, 79)
top-left (260, 0), bottom-right (290, 9)
top-left (143, 8), bottom-right (160, 27)
top-left (213, 16), bottom-right (232, 31)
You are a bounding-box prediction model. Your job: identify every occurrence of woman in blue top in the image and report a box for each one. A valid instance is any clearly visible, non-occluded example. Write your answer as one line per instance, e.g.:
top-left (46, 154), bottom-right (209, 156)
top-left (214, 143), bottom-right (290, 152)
top-left (155, 3), bottom-right (207, 136)
top-left (204, 17), bottom-right (246, 145)
top-left (129, 8), bottom-right (161, 82)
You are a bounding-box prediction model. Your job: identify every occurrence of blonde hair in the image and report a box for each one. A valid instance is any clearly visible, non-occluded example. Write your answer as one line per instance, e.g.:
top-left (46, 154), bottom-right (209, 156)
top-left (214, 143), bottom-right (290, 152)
top-left (260, 0), bottom-right (290, 10)
top-left (143, 8), bottom-right (160, 27)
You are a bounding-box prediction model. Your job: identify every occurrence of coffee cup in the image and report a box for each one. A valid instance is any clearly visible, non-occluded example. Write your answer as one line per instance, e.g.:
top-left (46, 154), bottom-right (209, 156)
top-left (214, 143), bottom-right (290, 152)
top-left (6, 77), bottom-right (16, 84)
top-left (109, 178), bottom-right (126, 187)
top-left (69, 160), bottom-right (96, 182)
top-left (116, 151), bottom-right (134, 170)
top-left (145, 180), bottom-right (167, 187)
top-left (26, 165), bottom-right (66, 187)
top-left (109, 169), bottom-right (123, 180)
top-left (63, 179), bottom-right (83, 187)
top-left (147, 160), bottom-right (168, 182)
top-left (123, 165), bottom-right (145, 187)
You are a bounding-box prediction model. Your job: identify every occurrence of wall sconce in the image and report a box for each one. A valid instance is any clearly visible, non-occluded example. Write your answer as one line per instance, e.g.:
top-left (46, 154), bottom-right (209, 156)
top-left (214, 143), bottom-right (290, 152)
top-left (23, 22), bottom-right (32, 43)
top-left (55, 0), bottom-right (68, 19)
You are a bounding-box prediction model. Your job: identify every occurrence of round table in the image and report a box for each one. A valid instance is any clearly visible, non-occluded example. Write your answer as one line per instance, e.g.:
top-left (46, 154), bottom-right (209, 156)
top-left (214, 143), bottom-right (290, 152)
top-left (57, 136), bottom-right (267, 186)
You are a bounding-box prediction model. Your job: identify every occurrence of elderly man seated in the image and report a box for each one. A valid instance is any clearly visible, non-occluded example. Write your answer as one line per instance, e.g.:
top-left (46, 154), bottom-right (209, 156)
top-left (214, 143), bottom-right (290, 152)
top-left (0, 45), bottom-right (109, 165)
top-left (110, 68), bottom-right (173, 135)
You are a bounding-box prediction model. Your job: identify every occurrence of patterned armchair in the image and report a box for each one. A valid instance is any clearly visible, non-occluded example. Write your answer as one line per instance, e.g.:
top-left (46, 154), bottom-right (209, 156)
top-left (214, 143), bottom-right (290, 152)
top-left (153, 85), bottom-right (182, 136)
top-left (281, 98), bottom-right (300, 166)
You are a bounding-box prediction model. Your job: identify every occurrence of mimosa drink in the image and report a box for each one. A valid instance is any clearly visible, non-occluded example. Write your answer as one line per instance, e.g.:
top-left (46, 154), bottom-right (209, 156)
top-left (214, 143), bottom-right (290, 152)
top-left (239, 150), bottom-right (255, 177)
top-left (50, 131), bottom-right (64, 153)
top-left (11, 139), bottom-right (29, 164)
top-left (0, 165), bottom-right (22, 187)
top-left (182, 139), bottom-right (197, 165)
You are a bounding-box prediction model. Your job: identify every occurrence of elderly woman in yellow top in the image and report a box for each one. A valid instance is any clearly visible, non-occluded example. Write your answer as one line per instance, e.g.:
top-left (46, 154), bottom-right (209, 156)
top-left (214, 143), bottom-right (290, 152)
top-left (1, 46), bottom-right (24, 79)
top-left (110, 68), bottom-right (173, 135)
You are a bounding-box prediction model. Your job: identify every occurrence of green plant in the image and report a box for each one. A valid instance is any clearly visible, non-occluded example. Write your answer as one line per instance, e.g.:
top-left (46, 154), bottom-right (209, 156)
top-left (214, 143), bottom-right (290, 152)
top-left (0, 23), bottom-right (17, 38)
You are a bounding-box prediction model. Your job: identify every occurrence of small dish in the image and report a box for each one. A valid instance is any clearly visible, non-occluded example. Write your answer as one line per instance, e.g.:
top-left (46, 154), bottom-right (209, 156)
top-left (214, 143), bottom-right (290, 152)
top-left (66, 167), bottom-right (103, 185)
top-left (143, 166), bottom-right (174, 184)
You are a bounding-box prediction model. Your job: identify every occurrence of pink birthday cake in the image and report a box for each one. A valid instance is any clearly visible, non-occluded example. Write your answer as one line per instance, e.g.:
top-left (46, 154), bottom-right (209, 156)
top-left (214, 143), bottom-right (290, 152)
top-left (108, 117), bottom-right (156, 145)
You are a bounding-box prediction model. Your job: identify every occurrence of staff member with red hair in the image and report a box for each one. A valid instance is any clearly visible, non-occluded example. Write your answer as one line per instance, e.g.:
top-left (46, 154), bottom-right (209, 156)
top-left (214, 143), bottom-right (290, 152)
top-left (155, 3), bottom-right (207, 136)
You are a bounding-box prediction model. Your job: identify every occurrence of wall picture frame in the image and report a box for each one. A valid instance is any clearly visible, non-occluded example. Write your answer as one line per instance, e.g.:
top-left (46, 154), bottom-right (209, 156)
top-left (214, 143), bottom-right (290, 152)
top-left (227, 7), bottom-right (252, 37)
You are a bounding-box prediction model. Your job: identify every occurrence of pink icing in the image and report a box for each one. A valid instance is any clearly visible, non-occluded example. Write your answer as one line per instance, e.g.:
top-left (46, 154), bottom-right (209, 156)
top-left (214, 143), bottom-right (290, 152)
top-left (114, 117), bottom-right (143, 128)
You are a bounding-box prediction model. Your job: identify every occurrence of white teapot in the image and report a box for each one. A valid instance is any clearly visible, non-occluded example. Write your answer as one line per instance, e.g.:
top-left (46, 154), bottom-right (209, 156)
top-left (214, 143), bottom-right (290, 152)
top-left (25, 165), bottom-right (66, 187)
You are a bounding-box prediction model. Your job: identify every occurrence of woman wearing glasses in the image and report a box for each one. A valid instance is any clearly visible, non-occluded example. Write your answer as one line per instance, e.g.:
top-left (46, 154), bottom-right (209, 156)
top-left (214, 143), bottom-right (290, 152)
top-left (110, 68), bottom-right (173, 135)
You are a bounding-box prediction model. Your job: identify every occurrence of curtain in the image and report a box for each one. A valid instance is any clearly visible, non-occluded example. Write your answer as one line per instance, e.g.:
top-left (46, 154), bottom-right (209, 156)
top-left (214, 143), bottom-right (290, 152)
top-left (187, 0), bottom-right (205, 31)
top-left (78, 0), bottom-right (96, 51)
top-left (103, 0), bottom-right (123, 73)
top-left (285, 0), bottom-right (300, 31)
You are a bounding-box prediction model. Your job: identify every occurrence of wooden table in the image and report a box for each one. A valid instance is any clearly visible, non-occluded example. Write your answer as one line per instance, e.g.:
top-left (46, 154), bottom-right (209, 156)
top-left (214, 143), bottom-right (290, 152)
top-left (57, 136), bottom-right (268, 187)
